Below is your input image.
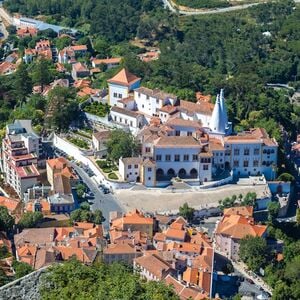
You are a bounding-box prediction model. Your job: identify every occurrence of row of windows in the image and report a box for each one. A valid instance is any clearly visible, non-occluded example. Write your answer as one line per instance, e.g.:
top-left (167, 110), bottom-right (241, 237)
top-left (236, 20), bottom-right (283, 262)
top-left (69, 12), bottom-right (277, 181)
top-left (232, 148), bottom-right (275, 156)
top-left (113, 116), bottom-right (134, 127)
top-left (156, 154), bottom-right (199, 162)
top-left (113, 92), bottom-right (122, 98)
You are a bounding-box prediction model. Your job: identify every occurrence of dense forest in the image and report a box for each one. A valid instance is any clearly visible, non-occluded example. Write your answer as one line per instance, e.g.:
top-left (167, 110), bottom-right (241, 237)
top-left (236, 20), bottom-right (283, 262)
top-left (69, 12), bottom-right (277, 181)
top-left (2, 1), bottom-right (300, 162)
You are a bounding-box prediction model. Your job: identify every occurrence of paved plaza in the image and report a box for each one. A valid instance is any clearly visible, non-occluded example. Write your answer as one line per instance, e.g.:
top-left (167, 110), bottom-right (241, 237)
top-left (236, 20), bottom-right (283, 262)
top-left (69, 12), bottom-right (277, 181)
top-left (114, 183), bottom-right (267, 213)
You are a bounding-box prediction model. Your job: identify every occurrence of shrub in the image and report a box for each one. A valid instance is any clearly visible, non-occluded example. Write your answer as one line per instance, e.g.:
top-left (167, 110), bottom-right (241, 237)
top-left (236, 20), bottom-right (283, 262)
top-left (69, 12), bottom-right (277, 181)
top-left (102, 167), bottom-right (112, 173)
top-left (108, 172), bottom-right (118, 180)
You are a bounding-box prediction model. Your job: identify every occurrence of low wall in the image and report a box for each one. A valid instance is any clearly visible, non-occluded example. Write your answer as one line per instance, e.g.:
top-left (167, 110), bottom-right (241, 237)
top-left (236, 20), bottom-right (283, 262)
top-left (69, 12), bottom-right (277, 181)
top-left (53, 134), bottom-right (134, 190)
top-left (0, 267), bottom-right (49, 300)
top-left (200, 173), bottom-right (233, 189)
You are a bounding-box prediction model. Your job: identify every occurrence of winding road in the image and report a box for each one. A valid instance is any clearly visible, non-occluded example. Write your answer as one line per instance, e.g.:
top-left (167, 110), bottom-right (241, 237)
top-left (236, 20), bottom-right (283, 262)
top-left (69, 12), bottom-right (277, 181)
top-left (162, 0), bottom-right (300, 15)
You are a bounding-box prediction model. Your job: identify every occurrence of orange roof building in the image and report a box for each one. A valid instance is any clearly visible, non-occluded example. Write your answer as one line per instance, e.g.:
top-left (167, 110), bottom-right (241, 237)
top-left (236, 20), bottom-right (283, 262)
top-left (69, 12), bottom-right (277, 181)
top-left (107, 68), bottom-right (141, 106)
top-left (134, 253), bottom-right (173, 281)
top-left (110, 209), bottom-right (155, 238)
top-left (223, 206), bottom-right (253, 218)
top-left (0, 196), bottom-right (22, 216)
top-left (215, 214), bottom-right (267, 260)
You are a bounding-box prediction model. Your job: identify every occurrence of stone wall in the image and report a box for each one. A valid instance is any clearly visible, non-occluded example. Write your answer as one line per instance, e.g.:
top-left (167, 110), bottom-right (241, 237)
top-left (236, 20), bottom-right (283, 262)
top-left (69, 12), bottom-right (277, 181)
top-left (0, 267), bottom-right (49, 300)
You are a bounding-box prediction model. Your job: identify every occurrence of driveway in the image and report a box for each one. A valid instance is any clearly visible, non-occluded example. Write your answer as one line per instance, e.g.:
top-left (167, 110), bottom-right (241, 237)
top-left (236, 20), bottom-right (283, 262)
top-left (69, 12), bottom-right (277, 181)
top-left (70, 162), bottom-right (125, 230)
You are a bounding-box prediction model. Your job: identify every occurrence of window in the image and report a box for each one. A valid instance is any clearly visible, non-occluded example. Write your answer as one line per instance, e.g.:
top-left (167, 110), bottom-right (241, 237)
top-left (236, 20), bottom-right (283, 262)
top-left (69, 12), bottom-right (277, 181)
top-left (234, 149), bottom-right (240, 155)
top-left (118, 93), bottom-right (122, 98)
top-left (148, 168), bottom-right (152, 172)
top-left (254, 148), bottom-right (260, 155)
top-left (243, 161), bottom-right (249, 167)
top-left (145, 147), bottom-right (151, 153)
top-left (138, 93), bottom-right (141, 97)
top-left (128, 165), bottom-right (132, 169)
top-left (187, 132), bottom-right (192, 136)
top-left (233, 160), bottom-right (239, 167)
top-left (165, 155), bottom-right (171, 161)
top-left (244, 149), bottom-right (250, 155)
top-left (253, 160), bottom-right (259, 167)
top-left (183, 154), bottom-right (189, 161)
top-left (192, 155), bottom-right (198, 161)
top-left (175, 155), bottom-right (180, 162)
top-left (156, 99), bottom-right (159, 104)
top-left (148, 177), bottom-right (151, 180)
top-left (146, 95), bottom-right (149, 100)
top-left (134, 164), bottom-right (138, 168)
top-left (156, 155), bottom-right (162, 161)
top-left (175, 131), bottom-right (180, 136)
top-left (225, 150), bottom-right (231, 156)
top-left (203, 165), bottom-right (209, 170)
top-left (113, 92), bottom-right (117, 97)
top-left (142, 105), bottom-right (144, 108)
top-left (130, 121), bottom-right (133, 127)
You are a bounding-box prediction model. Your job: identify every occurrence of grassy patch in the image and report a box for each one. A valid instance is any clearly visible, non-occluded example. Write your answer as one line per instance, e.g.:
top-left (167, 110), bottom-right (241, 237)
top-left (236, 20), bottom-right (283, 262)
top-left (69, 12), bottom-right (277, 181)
top-left (83, 102), bottom-right (110, 117)
top-left (68, 137), bottom-right (89, 149)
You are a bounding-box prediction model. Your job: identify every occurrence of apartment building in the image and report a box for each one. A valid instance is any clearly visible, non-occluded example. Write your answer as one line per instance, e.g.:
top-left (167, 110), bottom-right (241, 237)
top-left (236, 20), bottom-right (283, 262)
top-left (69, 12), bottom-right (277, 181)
top-left (1, 120), bottom-right (41, 198)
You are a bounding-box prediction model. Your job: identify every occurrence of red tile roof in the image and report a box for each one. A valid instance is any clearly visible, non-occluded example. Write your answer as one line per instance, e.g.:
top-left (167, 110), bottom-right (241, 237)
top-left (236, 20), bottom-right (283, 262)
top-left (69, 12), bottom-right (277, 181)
top-left (107, 68), bottom-right (141, 87)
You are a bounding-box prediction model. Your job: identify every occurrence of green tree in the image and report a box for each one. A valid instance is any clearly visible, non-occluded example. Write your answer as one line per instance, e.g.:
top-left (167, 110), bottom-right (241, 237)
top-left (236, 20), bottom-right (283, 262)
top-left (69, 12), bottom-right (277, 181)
top-left (45, 86), bottom-right (82, 131)
top-left (106, 129), bottom-right (139, 162)
top-left (0, 246), bottom-right (10, 259)
top-left (40, 259), bottom-right (179, 300)
top-left (179, 202), bottom-right (194, 222)
top-left (239, 236), bottom-right (268, 272)
top-left (267, 201), bottom-right (280, 223)
top-left (12, 260), bottom-right (34, 279)
top-left (31, 58), bottom-right (52, 92)
top-left (0, 207), bottom-right (15, 232)
top-left (76, 183), bottom-right (86, 198)
top-left (285, 255), bottom-right (300, 281)
top-left (55, 36), bottom-right (72, 51)
top-left (277, 173), bottom-right (295, 182)
top-left (222, 262), bottom-right (234, 275)
top-left (14, 63), bottom-right (32, 105)
top-left (70, 209), bottom-right (105, 224)
top-left (18, 212), bottom-right (43, 229)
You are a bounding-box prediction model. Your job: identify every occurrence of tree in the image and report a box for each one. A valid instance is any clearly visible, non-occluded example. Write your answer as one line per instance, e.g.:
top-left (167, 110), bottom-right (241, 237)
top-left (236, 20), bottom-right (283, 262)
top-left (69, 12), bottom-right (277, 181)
top-left (45, 86), bottom-right (82, 131)
top-left (12, 260), bottom-right (34, 279)
top-left (76, 183), bottom-right (86, 198)
top-left (40, 259), bottom-right (179, 299)
top-left (18, 212), bottom-right (43, 229)
top-left (267, 201), bottom-right (280, 223)
top-left (179, 203), bottom-right (194, 222)
top-left (6, 25), bottom-right (16, 35)
top-left (55, 36), bottom-right (72, 51)
top-left (222, 262), bottom-right (234, 275)
top-left (239, 236), bottom-right (268, 272)
top-left (277, 173), bottom-right (295, 182)
top-left (285, 255), bottom-right (300, 281)
top-left (70, 209), bottom-right (105, 224)
top-left (14, 63), bottom-right (32, 105)
top-left (31, 58), bottom-right (52, 92)
top-left (0, 207), bottom-right (14, 232)
top-left (106, 129), bottom-right (139, 162)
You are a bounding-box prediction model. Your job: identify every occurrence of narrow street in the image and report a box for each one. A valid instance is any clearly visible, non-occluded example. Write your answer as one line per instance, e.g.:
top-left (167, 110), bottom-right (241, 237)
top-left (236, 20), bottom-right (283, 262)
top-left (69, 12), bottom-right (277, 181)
top-left (70, 162), bottom-right (125, 230)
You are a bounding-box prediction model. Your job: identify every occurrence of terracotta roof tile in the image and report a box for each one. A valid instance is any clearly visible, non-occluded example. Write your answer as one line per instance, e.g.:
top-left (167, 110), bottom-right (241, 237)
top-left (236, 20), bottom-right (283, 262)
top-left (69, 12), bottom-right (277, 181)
top-left (108, 68), bottom-right (141, 87)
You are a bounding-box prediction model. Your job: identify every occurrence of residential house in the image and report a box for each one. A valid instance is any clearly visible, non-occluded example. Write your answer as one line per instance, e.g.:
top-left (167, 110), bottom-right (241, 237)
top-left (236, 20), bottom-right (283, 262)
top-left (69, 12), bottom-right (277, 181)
top-left (92, 130), bottom-right (110, 158)
top-left (110, 209), bottom-right (156, 238)
top-left (107, 68), bottom-right (141, 106)
top-left (91, 57), bottom-right (121, 69)
top-left (215, 212), bottom-right (267, 260)
top-left (103, 242), bottom-right (142, 265)
top-left (0, 196), bottom-right (22, 218)
top-left (72, 62), bottom-right (90, 80)
top-left (134, 253), bottom-right (174, 281)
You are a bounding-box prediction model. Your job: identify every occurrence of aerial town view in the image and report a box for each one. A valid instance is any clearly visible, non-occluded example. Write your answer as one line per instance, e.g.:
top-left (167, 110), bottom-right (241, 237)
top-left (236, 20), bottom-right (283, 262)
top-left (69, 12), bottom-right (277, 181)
top-left (0, 0), bottom-right (299, 299)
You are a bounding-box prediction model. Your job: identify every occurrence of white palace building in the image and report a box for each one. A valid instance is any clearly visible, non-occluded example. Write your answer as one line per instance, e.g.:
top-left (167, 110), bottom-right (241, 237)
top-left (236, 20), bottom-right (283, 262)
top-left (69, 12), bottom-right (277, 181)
top-left (107, 69), bottom-right (278, 187)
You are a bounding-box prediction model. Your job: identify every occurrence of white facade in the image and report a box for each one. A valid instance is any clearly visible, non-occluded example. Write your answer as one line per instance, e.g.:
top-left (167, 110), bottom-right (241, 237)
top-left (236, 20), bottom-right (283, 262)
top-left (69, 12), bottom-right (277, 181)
top-left (110, 107), bottom-right (145, 130)
top-left (108, 83), bottom-right (129, 107)
top-left (119, 158), bottom-right (142, 182)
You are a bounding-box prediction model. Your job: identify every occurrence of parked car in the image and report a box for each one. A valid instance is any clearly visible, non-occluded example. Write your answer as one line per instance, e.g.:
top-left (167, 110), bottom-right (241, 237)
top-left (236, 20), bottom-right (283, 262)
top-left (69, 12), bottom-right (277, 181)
top-left (246, 278), bottom-right (254, 284)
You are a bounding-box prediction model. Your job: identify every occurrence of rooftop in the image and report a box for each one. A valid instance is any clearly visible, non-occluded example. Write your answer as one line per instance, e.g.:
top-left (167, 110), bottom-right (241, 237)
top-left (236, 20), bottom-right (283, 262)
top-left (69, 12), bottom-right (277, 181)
top-left (108, 68), bottom-right (141, 87)
top-left (155, 136), bottom-right (201, 148)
